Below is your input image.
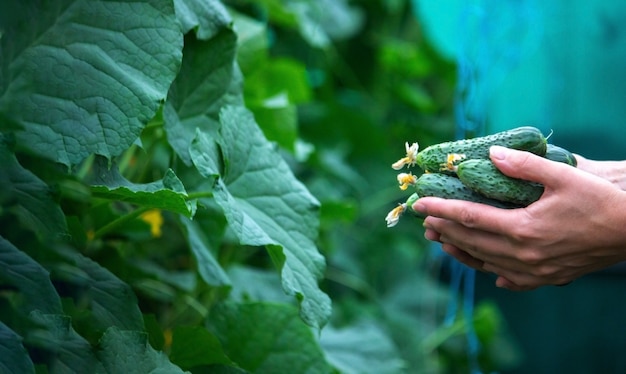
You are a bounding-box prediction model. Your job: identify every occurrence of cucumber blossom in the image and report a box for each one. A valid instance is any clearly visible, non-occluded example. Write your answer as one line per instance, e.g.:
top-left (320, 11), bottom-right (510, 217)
top-left (456, 159), bottom-right (544, 206)
top-left (415, 126), bottom-right (548, 173)
top-left (414, 172), bottom-right (521, 209)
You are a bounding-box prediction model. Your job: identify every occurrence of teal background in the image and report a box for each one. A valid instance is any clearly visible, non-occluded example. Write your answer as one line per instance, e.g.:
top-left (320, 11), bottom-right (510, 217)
top-left (415, 1), bottom-right (626, 372)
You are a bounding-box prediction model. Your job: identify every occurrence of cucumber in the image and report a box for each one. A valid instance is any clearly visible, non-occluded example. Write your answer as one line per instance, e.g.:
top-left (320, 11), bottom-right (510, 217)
top-left (544, 143), bottom-right (577, 167)
top-left (414, 172), bottom-right (522, 209)
top-left (456, 159), bottom-right (544, 206)
top-left (415, 126), bottom-right (547, 174)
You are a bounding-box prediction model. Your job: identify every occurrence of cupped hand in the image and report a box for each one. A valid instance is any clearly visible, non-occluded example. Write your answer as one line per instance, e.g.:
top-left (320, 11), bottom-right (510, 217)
top-left (414, 146), bottom-right (626, 291)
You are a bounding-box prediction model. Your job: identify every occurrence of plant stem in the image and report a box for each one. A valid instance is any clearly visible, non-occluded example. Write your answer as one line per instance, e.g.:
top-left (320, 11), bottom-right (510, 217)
top-left (92, 206), bottom-right (152, 240)
top-left (186, 191), bottom-right (214, 200)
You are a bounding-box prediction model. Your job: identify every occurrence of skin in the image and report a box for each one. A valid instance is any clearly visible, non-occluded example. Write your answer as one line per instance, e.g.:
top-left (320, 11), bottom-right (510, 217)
top-left (413, 145), bottom-right (626, 291)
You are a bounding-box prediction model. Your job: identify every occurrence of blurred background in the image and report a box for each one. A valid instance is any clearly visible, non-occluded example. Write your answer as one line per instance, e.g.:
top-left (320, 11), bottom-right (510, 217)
top-left (229, 0), bottom-right (626, 372)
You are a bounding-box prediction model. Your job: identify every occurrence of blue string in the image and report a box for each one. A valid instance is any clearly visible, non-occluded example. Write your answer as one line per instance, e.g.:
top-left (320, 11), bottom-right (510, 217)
top-left (451, 1), bottom-right (542, 372)
top-left (415, 1), bottom-right (543, 372)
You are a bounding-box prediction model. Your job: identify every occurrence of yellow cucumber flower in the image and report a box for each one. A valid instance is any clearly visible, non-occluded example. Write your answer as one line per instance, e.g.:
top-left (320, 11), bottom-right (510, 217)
top-left (397, 172), bottom-right (417, 190)
top-left (140, 209), bottom-right (164, 238)
top-left (385, 203), bottom-right (407, 227)
top-left (392, 142), bottom-right (419, 170)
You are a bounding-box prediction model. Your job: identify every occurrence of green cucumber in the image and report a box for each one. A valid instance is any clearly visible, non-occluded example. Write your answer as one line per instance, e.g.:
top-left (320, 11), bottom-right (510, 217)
top-left (414, 172), bottom-right (522, 209)
top-left (544, 143), bottom-right (577, 167)
top-left (456, 159), bottom-right (543, 206)
top-left (415, 126), bottom-right (547, 174)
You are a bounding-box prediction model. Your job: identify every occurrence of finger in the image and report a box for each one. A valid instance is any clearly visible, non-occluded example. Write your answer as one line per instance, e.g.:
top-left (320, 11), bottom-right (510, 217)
top-left (440, 242), bottom-right (485, 271)
top-left (423, 227), bottom-right (441, 242)
top-left (489, 146), bottom-right (577, 188)
top-left (484, 265), bottom-right (540, 291)
top-left (416, 197), bottom-right (524, 235)
top-left (423, 216), bottom-right (526, 268)
top-left (494, 276), bottom-right (536, 291)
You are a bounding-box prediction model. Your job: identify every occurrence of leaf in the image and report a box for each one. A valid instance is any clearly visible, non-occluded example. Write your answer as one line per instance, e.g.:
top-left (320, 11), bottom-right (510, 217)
top-left (51, 249), bottom-right (145, 332)
top-left (164, 29), bottom-right (243, 165)
top-left (206, 302), bottom-right (332, 374)
top-left (0, 141), bottom-right (67, 240)
top-left (89, 157), bottom-right (196, 217)
top-left (227, 266), bottom-right (292, 304)
top-left (26, 311), bottom-right (105, 373)
top-left (173, 0), bottom-right (232, 39)
top-left (0, 0), bottom-right (183, 166)
top-left (97, 326), bottom-right (188, 374)
top-left (190, 106), bottom-right (331, 330)
top-left (231, 9), bottom-right (269, 75)
top-left (243, 58), bottom-right (311, 151)
top-left (319, 320), bottom-right (406, 374)
top-left (0, 235), bottom-right (62, 315)
top-left (0, 321), bottom-right (35, 374)
top-left (169, 325), bottom-right (233, 369)
top-left (180, 214), bottom-right (231, 288)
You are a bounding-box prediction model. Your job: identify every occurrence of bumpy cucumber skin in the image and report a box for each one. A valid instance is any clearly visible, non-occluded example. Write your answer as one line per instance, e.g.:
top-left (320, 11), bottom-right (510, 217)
top-left (544, 143), bottom-right (577, 167)
top-left (456, 159), bottom-right (543, 206)
top-left (416, 126), bottom-right (547, 174)
top-left (414, 173), bottom-right (521, 209)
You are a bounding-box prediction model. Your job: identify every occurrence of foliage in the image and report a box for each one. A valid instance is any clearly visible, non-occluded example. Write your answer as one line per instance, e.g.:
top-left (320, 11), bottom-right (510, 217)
top-left (0, 0), bottom-right (519, 373)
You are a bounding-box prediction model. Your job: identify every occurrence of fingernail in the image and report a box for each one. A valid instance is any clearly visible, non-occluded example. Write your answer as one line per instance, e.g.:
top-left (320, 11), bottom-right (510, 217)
top-left (412, 202), bottom-right (426, 214)
top-left (490, 145), bottom-right (507, 160)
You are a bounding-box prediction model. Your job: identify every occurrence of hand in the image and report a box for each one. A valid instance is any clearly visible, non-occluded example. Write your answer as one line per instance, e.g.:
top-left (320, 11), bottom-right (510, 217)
top-left (413, 146), bottom-right (626, 291)
top-left (575, 155), bottom-right (626, 190)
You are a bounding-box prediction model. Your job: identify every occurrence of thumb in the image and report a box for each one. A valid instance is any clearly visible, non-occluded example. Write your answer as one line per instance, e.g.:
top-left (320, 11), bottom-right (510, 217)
top-left (489, 145), bottom-right (571, 187)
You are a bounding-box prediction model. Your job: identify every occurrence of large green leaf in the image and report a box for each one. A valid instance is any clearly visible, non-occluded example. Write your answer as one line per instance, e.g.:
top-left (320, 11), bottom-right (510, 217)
top-left (190, 106), bottom-right (330, 330)
top-left (319, 321), bottom-right (406, 374)
top-left (51, 250), bottom-right (145, 332)
top-left (0, 321), bottom-right (35, 374)
top-left (89, 157), bottom-right (196, 217)
top-left (0, 0), bottom-right (183, 166)
top-left (26, 311), bottom-right (105, 373)
top-left (0, 236), bottom-right (62, 315)
top-left (180, 215), bottom-right (230, 288)
top-left (97, 326), bottom-right (187, 374)
top-left (169, 325), bottom-right (233, 369)
top-left (164, 29), bottom-right (243, 165)
top-left (206, 302), bottom-right (332, 374)
top-left (173, 0), bottom-right (232, 39)
top-left (0, 141), bottom-right (67, 240)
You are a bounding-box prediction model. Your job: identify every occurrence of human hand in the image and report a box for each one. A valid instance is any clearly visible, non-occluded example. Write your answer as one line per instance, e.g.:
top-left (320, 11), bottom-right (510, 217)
top-left (413, 146), bottom-right (626, 291)
top-left (575, 155), bottom-right (626, 190)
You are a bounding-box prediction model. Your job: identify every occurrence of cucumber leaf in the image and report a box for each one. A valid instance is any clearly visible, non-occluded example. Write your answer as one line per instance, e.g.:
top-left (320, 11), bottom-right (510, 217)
top-left (0, 141), bottom-right (67, 240)
top-left (173, 0), bottom-right (232, 39)
top-left (164, 29), bottom-right (243, 165)
top-left (97, 326), bottom-right (188, 374)
top-left (26, 311), bottom-right (104, 373)
top-left (190, 106), bottom-right (330, 330)
top-left (89, 157), bottom-right (196, 218)
top-left (319, 321), bottom-right (406, 374)
top-left (0, 236), bottom-right (62, 315)
top-left (180, 215), bottom-right (231, 288)
top-left (0, 0), bottom-right (183, 166)
top-left (206, 302), bottom-right (331, 373)
top-left (0, 321), bottom-right (35, 374)
top-left (52, 249), bottom-right (145, 332)
top-left (169, 325), bottom-right (233, 369)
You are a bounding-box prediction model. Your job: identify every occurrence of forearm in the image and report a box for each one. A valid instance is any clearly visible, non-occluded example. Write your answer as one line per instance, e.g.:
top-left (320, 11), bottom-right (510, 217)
top-left (574, 156), bottom-right (626, 190)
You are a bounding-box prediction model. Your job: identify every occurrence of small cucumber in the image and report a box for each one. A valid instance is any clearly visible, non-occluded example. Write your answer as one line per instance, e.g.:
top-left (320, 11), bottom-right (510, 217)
top-left (544, 143), bottom-right (577, 167)
top-left (456, 159), bottom-right (544, 206)
top-left (416, 126), bottom-right (547, 174)
top-left (414, 172), bottom-right (522, 209)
